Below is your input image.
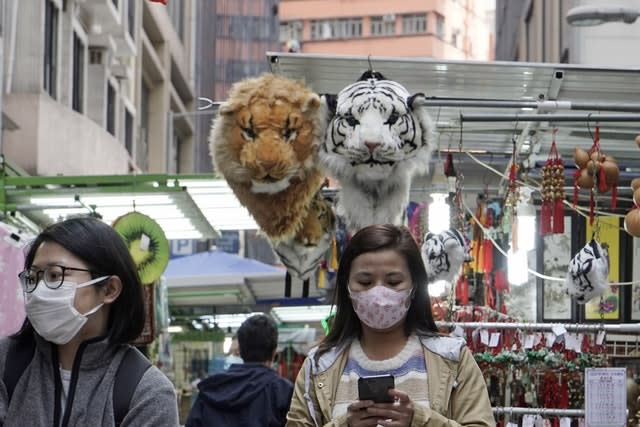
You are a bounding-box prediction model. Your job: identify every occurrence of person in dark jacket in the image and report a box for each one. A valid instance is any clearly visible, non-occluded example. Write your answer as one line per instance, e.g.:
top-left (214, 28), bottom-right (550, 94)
top-left (185, 314), bottom-right (294, 427)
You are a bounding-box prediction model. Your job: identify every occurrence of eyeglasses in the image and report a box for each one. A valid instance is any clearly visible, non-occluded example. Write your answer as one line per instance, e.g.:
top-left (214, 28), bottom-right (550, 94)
top-left (18, 265), bottom-right (95, 293)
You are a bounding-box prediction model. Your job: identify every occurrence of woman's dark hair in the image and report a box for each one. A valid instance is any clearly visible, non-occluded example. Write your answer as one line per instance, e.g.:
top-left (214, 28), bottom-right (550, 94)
top-left (316, 224), bottom-right (438, 360)
top-left (21, 216), bottom-right (145, 344)
top-left (237, 314), bottom-right (278, 363)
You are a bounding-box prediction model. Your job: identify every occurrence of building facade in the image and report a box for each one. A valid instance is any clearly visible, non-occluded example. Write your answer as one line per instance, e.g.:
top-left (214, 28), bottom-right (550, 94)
top-left (191, 0), bottom-right (280, 174)
top-left (279, 0), bottom-right (495, 61)
top-left (495, 0), bottom-right (640, 65)
top-left (1, 0), bottom-right (197, 176)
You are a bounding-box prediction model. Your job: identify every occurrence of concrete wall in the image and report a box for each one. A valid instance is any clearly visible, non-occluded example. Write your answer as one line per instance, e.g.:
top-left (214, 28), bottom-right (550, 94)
top-left (3, 93), bottom-right (129, 175)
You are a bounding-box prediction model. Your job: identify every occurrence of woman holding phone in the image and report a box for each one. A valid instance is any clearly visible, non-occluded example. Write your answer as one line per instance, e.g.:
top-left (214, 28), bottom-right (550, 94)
top-left (286, 224), bottom-right (494, 427)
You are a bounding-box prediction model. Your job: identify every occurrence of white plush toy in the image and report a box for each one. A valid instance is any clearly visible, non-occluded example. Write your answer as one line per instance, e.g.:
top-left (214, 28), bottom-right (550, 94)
top-left (320, 71), bottom-right (436, 231)
top-left (565, 239), bottom-right (609, 304)
top-left (421, 228), bottom-right (468, 284)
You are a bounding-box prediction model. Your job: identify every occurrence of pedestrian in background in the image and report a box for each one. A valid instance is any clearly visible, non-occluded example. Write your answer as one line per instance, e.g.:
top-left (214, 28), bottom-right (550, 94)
top-left (186, 314), bottom-right (293, 427)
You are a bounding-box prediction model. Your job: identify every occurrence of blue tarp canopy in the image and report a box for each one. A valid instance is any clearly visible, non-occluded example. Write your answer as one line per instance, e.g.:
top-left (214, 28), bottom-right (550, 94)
top-left (164, 250), bottom-right (288, 306)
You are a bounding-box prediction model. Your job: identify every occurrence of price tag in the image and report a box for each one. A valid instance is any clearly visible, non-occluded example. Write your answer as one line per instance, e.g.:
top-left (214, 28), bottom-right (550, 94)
top-left (596, 330), bottom-right (606, 345)
top-left (489, 332), bottom-right (500, 348)
top-left (480, 329), bottom-right (489, 345)
top-left (552, 324), bottom-right (567, 337)
top-left (560, 418), bottom-right (572, 427)
top-left (522, 415), bottom-right (536, 427)
top-left (545, 332), bottom-right (556, 347)
top-left (523, 334), bottom-right (535, 349)
top-left (507, 423), bottom-right (519, 427)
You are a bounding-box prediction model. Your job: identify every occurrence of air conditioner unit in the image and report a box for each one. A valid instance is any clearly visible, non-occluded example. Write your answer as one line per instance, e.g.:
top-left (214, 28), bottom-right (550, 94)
top-left (383, 14), bottom-right (396, 22)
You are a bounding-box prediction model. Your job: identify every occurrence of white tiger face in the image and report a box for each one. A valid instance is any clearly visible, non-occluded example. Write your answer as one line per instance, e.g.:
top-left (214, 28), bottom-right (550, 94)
top-left (321, 77), bottom-right (434, 181)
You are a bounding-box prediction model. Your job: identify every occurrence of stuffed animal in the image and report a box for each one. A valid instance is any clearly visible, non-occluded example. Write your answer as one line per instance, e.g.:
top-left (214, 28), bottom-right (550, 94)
top-left (565, 239), bottom-right (609, 304)
top-left (320, 71), bottom-right (436, 231)
top-left (421, 228), bottom-right (468, 284)
top-left (273, 191), bottom-right (335, 281)
top-left (210, 73), bottom-right (327, 245)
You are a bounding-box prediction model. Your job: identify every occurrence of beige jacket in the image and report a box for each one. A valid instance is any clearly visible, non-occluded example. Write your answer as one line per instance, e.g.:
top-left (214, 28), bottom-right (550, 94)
top-left (286, 335), bottom-right (495, 427)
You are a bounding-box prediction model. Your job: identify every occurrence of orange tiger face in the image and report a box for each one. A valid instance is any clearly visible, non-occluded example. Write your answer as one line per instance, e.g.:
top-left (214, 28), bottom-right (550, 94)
top-left (210, 74), bottom-right (323, 193)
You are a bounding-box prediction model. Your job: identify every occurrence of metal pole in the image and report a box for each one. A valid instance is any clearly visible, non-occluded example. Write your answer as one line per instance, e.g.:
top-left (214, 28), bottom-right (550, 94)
top-left (423, 98), bottom-right (640, 112)
top-left (436, 321), bottom-right (640, 333)
top-left (492, 407), bottom-right (585, 417)
top-left (459, 113), bottom-right (640, 122)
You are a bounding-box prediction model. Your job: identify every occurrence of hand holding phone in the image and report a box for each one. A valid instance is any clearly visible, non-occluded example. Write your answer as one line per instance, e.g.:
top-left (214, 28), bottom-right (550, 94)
top-left (357, 374), bottom-right (395, 403)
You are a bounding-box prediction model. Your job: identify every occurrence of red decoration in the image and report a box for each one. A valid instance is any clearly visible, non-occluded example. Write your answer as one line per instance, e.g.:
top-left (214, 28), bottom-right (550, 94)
top-left (149, 0), bottom-right (168, 4)
top-left (540, 129), bottom-right (565, 234)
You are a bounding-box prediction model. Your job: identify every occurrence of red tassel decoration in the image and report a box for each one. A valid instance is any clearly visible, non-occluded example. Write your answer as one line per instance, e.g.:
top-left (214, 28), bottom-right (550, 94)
top-left (553, 198), bottom-right (564, 233)
top-left (573, 169), bottom-right (581, 206)
top-left (611, 184), bottom-right (618, 210)
top-left (455, 275), bottom-right (469, 305)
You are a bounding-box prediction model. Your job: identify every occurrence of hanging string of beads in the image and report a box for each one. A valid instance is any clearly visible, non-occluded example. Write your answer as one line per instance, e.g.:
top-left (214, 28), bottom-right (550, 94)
top-left (540, 128), bottom-right (565, 235)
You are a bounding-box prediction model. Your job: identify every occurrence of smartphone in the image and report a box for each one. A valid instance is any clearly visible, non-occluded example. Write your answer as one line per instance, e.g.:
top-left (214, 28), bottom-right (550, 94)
top-left (357, 374), bottom-right (395, 403)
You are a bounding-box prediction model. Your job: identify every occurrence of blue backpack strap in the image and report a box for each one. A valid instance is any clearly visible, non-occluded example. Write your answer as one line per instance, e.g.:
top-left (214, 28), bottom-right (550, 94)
top-left (3, 333), bottom-right (36, 403)
top-left (113, 346), bottom-right (151, 426)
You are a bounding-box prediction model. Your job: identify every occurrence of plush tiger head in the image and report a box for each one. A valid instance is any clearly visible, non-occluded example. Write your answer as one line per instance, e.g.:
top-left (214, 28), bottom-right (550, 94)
top-left (210, 73), bottom-right (324, 194)
top-left (421, 229), bottom-right (467, 284)
top-left (320, 71), bottom-right (435, 182)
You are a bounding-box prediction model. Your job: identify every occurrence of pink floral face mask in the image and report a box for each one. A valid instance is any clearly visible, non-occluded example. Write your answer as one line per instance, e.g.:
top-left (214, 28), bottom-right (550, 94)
top-left (348, 285), bottom-right (412, 330)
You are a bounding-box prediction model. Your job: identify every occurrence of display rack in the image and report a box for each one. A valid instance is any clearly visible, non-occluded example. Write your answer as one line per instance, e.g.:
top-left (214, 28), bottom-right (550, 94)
top-left (436, 321), bottom-right (640, 333)
top-left (492, 407), bottom-right (585, 417)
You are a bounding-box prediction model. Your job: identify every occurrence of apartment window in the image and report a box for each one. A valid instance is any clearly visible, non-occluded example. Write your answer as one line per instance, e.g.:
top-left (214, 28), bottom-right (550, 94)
top-left (401, 14), bottom-right (426, 34)
top-left (451, 30), bottom-right (459, 47)
top-left (124, 109), bottom-right (133, 155)
top-left (72, 33), bottom-right (84, 113)
top-left (127, 0), bottom-right (135, 39)
top-left (435, 14), bottom-right (445, 38)
top-left (279, 20), bottom-right (303, 42)
top-left (106, 83), bottom-right (116, 135)
top-left (43, 0), bottom-right (58, 98)
top-left (370, 15), bottom-right (396, 36)
top-left (310, 18), bottom-right (362, 40)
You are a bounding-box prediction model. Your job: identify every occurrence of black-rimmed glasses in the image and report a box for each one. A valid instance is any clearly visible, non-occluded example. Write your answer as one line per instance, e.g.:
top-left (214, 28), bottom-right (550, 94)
top-left (18, 265), bottom-right (94, 293)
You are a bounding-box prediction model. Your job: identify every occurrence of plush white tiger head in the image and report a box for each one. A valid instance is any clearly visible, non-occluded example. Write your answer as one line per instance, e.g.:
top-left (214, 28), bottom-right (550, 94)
top-left (565, 239), bottom-right (609, 304)
top-left (320, 71), bottom-right (435, 182)
top-left (421, 229), bottom-right (468, 284)
top-left (319, 71), bottom-right (436, 231)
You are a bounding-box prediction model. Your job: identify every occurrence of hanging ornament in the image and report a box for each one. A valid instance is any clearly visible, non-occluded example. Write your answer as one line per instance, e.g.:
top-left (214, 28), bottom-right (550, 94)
top-left (540, 129), bottom-right (565, 235)
top-left (573, 125), bottom-right (620, 222)
top-left (565, 239), bottom-right (609, 304)
top-left (506, 138), bottom-right (520, 251)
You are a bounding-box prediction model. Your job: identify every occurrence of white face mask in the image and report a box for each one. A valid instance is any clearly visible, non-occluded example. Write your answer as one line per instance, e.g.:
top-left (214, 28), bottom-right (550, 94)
top-left (25, 276), bottom-right (109, 345)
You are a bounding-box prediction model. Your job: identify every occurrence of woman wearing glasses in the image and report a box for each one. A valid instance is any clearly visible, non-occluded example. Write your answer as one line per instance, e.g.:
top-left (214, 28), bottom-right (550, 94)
top-left (0, 217), bottom-right (179, 426)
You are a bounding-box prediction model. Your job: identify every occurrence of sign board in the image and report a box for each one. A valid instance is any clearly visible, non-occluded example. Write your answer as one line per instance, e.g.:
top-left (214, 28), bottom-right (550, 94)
top-left (584, 367), bottom-right (626, 427)
top-left (170, 239), bottom-right (195, 258)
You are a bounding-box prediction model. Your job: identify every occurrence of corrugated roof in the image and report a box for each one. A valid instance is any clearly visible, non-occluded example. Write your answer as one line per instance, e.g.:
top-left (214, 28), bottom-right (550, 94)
top-left (267, 52), bottom-right (640, 206)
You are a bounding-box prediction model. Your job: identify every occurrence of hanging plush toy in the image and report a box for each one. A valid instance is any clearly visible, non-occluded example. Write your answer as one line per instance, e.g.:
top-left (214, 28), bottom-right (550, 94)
top-left (210, 73), bottom-right (328, 245)
top-left (210, 74), bottom-right (336, 296)
top-left (421, 228), bottom-right (468, 284)
top-left (320, 71), bottom-right (436, 231)
top-left (565, 239), bottom-right (609, 304)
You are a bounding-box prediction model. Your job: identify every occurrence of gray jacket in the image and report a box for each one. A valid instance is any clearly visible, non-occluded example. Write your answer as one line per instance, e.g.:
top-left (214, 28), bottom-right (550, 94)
top-left (0, 332), bottom-right (179, 427)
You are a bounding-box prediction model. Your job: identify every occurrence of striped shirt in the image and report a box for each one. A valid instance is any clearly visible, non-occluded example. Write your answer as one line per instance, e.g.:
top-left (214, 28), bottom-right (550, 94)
top-left (331, 334), bottom-right (429, 421)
